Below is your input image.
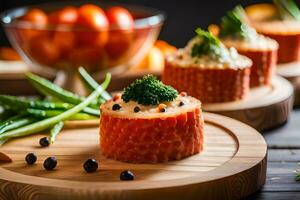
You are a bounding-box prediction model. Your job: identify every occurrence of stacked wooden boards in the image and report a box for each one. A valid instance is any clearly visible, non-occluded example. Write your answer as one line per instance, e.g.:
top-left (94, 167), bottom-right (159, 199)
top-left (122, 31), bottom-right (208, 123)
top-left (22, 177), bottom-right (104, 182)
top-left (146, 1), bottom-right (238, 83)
top-left (203, 76), bottom-right (294, 131)
top-left (277, 62), bottom-right (300, 106)
top-left (0, 113), bottom-right (267, 200)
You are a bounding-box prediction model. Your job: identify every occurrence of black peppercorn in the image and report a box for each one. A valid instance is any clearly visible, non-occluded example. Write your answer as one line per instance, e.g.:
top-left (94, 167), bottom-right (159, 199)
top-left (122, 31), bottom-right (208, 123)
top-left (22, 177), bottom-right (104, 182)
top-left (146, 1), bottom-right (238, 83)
top-left (112, 104), bottom-right (122, 111)
top-left (43, 157), bottom-right (57, 170)
top-left (39, 137), bottom-right (50, 147)
top-left (160, 108), bottom-right (166, 112)
top-left (179, 101), bottom-right (185, 107)
top-left (134, 106), bottom-right (140, 113)
top-left (120, 170), bottom-right (134, 181)
top-left (83, 159), bottom-right (98, 173)
top-left (25, 153), bottom-right (37, 165)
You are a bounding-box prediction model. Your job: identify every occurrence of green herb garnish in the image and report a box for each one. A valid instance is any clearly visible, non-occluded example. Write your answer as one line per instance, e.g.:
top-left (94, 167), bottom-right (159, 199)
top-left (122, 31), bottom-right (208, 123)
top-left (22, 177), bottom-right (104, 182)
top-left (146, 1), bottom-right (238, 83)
top-left (274, 0), bottom-right (300, 21)
top-left (191, 28), bottom-right (229, 59)
top-left (220, 5), bottom-right (253, 39)
top-left (121, 75), bottom-right (178, 106)
top-left (296, 162), bottom-right (300, 181)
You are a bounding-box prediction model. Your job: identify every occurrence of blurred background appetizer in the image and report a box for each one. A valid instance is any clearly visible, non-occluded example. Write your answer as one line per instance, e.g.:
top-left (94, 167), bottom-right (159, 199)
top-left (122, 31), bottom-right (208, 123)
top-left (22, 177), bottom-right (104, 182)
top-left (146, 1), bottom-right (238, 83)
top-left (246, 0), bottom-right (300, 64)
top-left (100, 75), bottom-right (204, 163)
top-left (163, 28), bottom-right (252, 103)
top-left (217, 6), bottom-right (278, 87)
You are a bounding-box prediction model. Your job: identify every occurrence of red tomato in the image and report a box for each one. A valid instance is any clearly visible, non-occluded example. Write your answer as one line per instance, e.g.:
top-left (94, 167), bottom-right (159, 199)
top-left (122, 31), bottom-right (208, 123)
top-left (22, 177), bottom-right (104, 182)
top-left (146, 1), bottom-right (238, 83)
top-left (53, 31), bottom-right (76, 58)
top-left (49, 6), bottom-right (78, 25)
top-left (106, 7), bottom-right (134, 29)
top-left (69, 47), bottom-right (103, 67)
top-left (20, 8), bottom-right (49, 40)
top-left (0, 47), bottom-right (21, 61)
top-left (105, 7), bottom-right (134, 58)
top-left (29, 35), bottom-right (60, 65)
top-left (22, 8), bottom-right (48, 25)
top-left (76, 4), bottom-right (109, 47)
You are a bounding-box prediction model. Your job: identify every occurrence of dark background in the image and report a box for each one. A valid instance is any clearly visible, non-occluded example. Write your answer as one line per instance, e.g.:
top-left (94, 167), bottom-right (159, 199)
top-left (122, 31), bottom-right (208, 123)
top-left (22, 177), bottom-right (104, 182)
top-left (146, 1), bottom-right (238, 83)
top-left (0, 0), bottom-right (278, 47)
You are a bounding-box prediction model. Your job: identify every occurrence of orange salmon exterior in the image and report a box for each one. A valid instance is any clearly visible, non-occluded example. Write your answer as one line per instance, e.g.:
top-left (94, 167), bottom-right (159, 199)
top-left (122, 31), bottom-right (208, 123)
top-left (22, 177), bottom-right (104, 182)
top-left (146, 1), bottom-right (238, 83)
top-left (262, 33), bottom-right (300, 63)
top-left (237, 48), bottom-right (277, 87)
top-left (100, 106), bottom-right (204, 163)
top-left (162, 61), bottom-right (251, 103)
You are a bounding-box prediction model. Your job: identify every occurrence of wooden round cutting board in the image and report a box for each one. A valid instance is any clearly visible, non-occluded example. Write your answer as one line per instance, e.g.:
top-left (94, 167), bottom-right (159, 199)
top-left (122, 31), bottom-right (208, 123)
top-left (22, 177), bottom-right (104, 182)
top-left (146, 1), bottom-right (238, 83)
top-left (0, 113), bottom-right (267, 200)
top-left (203, 76), bottom-right (294, 131)
top-left (277, 62), bottom-right (300, 106)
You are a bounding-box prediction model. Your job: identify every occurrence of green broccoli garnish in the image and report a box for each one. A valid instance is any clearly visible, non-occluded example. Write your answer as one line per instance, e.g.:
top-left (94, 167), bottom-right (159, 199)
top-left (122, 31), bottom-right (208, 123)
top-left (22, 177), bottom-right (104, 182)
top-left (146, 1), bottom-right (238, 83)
top-left (121, 75), bottom-right (178, 106)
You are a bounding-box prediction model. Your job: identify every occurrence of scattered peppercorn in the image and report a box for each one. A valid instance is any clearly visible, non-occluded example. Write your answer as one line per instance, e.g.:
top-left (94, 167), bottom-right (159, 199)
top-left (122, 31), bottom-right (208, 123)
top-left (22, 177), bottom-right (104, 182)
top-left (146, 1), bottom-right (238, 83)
top-left (112, 104), bottom-right (122, 111)
top-left (25, 153), bottom-right (37, 165)
top-left (39, 137), bottom-right (50, 147)
top-left (43, 157), bottom-right (57, 170)
top-left (179, 101), bottom-right (185, 107)
top-left (134, 106), bottom-right (140, 113)
top-left (160, 108), bottom-right (166, 112)
top-left (120, 170), bottom-right (134, 181)
top-left (83, 159), bottom-right (98, 173)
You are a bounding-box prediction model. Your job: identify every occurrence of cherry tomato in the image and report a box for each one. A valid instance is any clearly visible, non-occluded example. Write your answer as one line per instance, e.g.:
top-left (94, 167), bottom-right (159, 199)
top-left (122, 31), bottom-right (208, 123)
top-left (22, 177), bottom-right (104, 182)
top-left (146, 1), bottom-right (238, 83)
top-left (105, 7), bottom-right (134, 58)
top-left (53, 31), bottom-right (76, 58)
top-left (76, 4), bottom-right (108, 47)
top-left (49, 6), bottom-right (78, 25)
top-left (29, 35), bottom-right (60, 65)
top-left (69, 47), bottom-right (103, 67)
top-left (22, 8), bottom-right (48, 25)
top-left (106, 7), bottom-right (134, 29)
top-left (20, 8), bottom-right (49, 40)
top-left (0, 47), bottom-right (21, 61)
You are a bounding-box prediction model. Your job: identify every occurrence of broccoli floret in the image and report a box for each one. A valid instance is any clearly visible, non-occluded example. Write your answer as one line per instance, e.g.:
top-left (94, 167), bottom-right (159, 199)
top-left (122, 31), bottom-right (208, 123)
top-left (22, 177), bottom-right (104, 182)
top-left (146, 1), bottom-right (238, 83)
top-left (121, 75), bottom-right (178, 106)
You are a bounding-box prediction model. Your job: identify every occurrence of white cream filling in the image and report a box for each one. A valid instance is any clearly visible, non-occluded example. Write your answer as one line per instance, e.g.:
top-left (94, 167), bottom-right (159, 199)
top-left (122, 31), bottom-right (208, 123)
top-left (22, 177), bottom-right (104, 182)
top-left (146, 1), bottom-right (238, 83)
top-left (222, 33), bottom-right (278, 51)
top-left (100, 95), bottom-right (201, 119)
top-left (166, 37), bottom-right (252, 69)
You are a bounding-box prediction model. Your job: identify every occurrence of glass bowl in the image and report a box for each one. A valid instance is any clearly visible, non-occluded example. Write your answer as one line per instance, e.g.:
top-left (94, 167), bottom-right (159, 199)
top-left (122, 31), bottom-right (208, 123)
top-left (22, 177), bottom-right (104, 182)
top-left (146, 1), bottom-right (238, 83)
top-left (0, 0), bottom-right (165, 92)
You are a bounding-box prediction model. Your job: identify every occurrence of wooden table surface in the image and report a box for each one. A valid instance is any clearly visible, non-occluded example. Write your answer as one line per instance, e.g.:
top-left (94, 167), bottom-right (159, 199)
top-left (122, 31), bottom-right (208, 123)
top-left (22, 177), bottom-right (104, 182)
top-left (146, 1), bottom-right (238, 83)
top-left (247, 107), bottom-right (300, 200)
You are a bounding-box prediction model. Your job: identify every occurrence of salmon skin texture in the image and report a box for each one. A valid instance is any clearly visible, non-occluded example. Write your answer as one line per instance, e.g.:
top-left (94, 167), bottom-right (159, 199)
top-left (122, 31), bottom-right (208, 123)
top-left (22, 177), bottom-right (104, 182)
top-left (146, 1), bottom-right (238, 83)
top-left (100, 108), bottom-right (204, 163)
top-left (262, 33), bottom-right (300, 63)
top-left (162, 61), bottom-right (251, 103)
top-left (237, 49), bottom-right (277, 87)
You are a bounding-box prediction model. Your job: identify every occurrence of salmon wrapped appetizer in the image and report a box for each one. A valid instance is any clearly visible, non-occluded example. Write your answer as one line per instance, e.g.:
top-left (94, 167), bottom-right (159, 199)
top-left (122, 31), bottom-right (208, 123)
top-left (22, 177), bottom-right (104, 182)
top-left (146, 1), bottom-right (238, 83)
top-left (100, 75), bottom-right (204, 163)
top-left (246, 0), bottom-right (300, 63)
top-left (220, 6), bottom-right (278, 87)
top-left (163, 28), bottom-right (252, 103)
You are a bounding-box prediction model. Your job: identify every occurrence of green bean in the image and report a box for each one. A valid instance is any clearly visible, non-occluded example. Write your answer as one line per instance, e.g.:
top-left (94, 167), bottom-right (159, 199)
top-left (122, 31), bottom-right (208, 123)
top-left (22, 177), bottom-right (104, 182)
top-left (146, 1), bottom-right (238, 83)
top-left (0, 114), bottom-right (26, 130)
top-left (26, 109), bottom-right (97, 120)
top-left (0, 110), bottom-right (15, 121)
top-left (0, 73), bottom-right (111, 145)
top-left (0, 95), bottom-right (70, 110)
top-left (49, 122), bottom-right (64, 144)
top-left (26, 73), bottom-right (99, 108)
top-left (0, 117), bottom-right (37, 134)
top-left (0, 95), bottom-right (100, 116)
top-left (78, 67), bottom-right (111, 101)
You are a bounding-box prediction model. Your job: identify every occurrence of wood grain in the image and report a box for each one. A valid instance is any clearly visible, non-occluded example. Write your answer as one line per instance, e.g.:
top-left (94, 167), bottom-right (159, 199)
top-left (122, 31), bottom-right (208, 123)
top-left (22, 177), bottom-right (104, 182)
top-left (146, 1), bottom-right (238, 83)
top-left (203, 76), bottom-right (294, 131)
top-left (0, 113), bottom-right (267, 200)
top-left (277, 62), bottom-right (300, 106)
top-left (0, 152), bottom-right (12, 163)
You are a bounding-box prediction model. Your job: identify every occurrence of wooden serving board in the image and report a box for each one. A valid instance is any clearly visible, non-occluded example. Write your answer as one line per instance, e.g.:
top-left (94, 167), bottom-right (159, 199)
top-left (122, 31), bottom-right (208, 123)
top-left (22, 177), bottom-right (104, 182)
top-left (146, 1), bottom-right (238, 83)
top-left (277, 62), bottom-right (300, 106)
top-left (203, 76), bottom-right (294, 131)
top-left (0, 113), bottom-right (267, 200)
